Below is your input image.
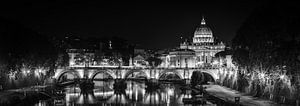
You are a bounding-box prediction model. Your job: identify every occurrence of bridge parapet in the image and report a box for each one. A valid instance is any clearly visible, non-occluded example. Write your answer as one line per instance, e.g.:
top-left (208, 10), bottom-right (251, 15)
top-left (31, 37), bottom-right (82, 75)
top-left (68, 66), bottom-right (222, 70)
top-left (53, 66), bottom-right (224, 82)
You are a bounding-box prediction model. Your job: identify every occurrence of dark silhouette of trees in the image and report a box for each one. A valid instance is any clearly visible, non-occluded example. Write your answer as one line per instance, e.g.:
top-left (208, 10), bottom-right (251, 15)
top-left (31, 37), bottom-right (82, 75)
top-left (0, 17), bottom-right (63, 89)
top-left (146, 56), bottom-right (162, 67)
top-left (232, 1), bottom-right (300, 73)
top-left (190, 71), bottom-right (204, 87)
top-left (231, 1), bottom-right (300, 104)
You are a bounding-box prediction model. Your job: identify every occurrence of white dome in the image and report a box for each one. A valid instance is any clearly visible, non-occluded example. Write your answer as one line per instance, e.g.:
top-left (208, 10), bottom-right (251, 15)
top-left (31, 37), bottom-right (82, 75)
top-left (194, 17), bottom-right (213, 38)
top-left (193, 17), bottom-right (214, 43)
top-left (194, 26), bottom-right (213, 37)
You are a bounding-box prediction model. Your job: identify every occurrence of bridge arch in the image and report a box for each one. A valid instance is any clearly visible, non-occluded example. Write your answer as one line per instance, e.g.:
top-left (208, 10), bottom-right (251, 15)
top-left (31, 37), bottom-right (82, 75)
top-left (159, 70), bottom-right (183, 80)
top-left (123, 69), bottom-right (149, 79)
top-left (202, 72), bottom-right (216, 83)
top-left (195, 70), bottom-right (218, 82)
top-left (90, 69), bottom-right (116, 80)
top-left (56, 70), bottom-right (80, 82)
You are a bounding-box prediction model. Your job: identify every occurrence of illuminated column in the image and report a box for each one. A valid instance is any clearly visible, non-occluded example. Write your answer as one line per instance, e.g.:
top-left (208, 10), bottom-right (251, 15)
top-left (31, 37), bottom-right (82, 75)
top-left (68, 53), bottom-right (76, 67)
top-left (129, 57), bottom-right (133, 66)
top-left (199, 53), bottom-right (202, 64)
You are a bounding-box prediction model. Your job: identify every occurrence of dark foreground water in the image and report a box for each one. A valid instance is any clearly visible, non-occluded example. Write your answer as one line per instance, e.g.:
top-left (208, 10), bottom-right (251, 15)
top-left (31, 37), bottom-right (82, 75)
top-left (32, 80), bottom-right (235, 106)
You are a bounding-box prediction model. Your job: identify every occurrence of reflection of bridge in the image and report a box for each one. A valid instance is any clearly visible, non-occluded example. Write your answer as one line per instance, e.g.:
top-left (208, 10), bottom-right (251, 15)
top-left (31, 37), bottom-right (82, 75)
top-left (53, 66), bottom-right (223, 82)
top-left (63, 85), bottom-right (193, 105)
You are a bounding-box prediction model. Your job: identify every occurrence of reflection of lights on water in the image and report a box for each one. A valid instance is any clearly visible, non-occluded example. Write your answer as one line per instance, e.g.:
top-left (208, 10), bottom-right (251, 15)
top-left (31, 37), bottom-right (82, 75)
top-left (94, 91), bottom-right (114, 96)
top-left (167, 88), bottom-right (174, 96)
top-left (166, 94), bottom-right (170, 104)
top-left (155, 94), bottom-right (159, 102)
top-left (77, 94), bottom-right (84, 104)
top-left (135, 87), bottom-right (138, 101)
top-left (87, 94), bottom-right (95, 103)
top-left (35, 100), bottom-right (47, 106)
top-left (165, 87), bottom-right (174, 104)
top-left (109, 94), bottom-right (127, 104)
top-left (69, 93), bottom-right (97, 104)
top-left (54, 81), bottom-right (200, 106)
top-left (66, 92), bottom-right (80, 104)
top-left (142, 88), bottom-right (145, 102)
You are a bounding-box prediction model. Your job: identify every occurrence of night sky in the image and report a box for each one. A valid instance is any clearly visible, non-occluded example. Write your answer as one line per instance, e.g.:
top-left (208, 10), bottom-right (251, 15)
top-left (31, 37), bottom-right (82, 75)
top-left (0, 1), bottom-right (264, 49)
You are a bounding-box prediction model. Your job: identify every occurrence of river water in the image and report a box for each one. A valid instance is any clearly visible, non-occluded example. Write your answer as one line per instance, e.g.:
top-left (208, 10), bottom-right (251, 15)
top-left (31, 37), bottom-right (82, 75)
top-left (33, 80), bottom-right (231, 106)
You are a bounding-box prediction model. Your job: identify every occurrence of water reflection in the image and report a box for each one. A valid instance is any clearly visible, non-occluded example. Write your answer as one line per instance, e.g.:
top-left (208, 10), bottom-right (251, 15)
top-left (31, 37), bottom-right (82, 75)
top-left (35, 80), bottom-right (217, 106)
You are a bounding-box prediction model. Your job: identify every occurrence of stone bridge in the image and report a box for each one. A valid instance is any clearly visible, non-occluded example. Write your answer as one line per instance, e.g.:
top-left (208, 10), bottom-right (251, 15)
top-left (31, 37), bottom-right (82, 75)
top-left (53, 66), bottom-right (224, 82)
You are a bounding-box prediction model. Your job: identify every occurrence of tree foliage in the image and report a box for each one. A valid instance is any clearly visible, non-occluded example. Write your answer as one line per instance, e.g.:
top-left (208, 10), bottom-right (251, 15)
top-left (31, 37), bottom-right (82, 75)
top-left (0, 17), bottom-right (63, 89)
top-left (146, 56), bottom-right (162, 67)
top-left (230, 1), bottom-right (300, 104)
top-left (232, 1), bottom-right (300, 75)
top-left (190, 71), bottom-right (204, 87)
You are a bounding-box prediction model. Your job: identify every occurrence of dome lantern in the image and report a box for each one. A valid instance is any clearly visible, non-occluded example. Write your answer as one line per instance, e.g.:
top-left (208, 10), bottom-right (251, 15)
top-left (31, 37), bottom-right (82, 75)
top-left (201, 16), bottom-right (206, 25)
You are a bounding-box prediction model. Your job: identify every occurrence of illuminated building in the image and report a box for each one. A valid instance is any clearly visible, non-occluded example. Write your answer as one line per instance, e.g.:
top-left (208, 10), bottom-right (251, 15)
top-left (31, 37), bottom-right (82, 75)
top-left (68, 49), bottom-right (95, 67)
top-left (133, 54), bottom-right (149, 67)
top-left (67, 40), bottom-right (124, 67)
top-left (167, 49), bottom-right (196, 68)
top-left (179, 16), bottom-right (225, 67)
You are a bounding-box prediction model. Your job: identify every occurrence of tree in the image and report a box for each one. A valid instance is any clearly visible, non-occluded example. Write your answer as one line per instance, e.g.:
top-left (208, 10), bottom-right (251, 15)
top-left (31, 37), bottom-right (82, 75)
top-left (231, 1), bottom-right (300, 104)
top-left (146, 56), bottom-right (162, 67)
top-left (0, 17), bottom-right (60, 89)
top-left (232, 1), bottom-right (300, 76)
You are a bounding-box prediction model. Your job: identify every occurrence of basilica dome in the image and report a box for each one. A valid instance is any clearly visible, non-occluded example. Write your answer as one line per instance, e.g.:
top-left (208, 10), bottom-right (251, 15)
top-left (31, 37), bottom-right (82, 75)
top-left (193, 17), bottom-right (214, 43)
top-left (194, 17), bottom-right (213, 38)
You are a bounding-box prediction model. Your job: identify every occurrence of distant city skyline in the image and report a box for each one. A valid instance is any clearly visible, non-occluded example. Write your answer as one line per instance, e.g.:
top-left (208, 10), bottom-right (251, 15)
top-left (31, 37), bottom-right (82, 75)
top-left (0, 1), bottom-right (265, 49)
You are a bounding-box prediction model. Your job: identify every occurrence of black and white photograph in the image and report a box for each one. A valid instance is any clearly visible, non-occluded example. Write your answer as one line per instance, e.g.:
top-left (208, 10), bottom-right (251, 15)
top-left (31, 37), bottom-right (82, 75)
top-left (0, 1), bottom-right (299, 106)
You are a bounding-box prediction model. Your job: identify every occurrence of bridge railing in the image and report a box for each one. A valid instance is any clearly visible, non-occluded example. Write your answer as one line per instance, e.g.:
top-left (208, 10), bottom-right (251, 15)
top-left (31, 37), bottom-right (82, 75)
top-left (68, 65), bottom-right (223, 70)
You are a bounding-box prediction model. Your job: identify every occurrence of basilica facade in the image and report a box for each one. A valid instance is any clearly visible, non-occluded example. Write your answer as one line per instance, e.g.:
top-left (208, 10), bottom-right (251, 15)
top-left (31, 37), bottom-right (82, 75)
top-left (180, 17), bottom-right (225, 67)
top-left (159, 17), bottom-right (225, 68)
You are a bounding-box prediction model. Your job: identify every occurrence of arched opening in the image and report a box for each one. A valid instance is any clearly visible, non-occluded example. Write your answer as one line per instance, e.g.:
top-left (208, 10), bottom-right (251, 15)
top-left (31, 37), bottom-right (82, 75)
top-left (124, 70), bottom-right (148, 80)
top-left (202, 72), bottom-right (215, 84)
top-left (92, 72), bottom-right (114, 81)
top-left (57, 71), bottom-right (80, 83)
top-left (159, 72), bottom-right (182, 81)
top-left (92, 71), bottom-right (114, 90)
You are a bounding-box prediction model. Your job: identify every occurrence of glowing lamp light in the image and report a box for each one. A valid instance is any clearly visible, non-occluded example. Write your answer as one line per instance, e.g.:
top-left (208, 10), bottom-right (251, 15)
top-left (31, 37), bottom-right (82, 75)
top-left (8, 71), bottom-right (16, 79)
top-left (280, 75), bottom-right (284, 79)
top-left (259, 73), bottom-right (265, 79)
top-left (34, 70), bottom-right (39, 77)
top-left (212, 60), bottom-right (219, 65)
top-left (38, 69), bottom-right (42, 73)
top-left (229, 70), bottom-right (233, 76)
